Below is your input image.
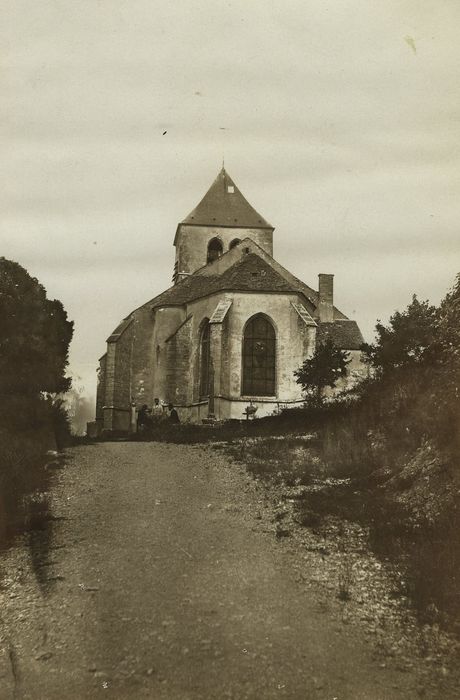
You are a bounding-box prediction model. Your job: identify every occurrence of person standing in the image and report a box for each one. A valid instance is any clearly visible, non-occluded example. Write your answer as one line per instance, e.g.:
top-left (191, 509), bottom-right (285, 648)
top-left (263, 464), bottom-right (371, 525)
top-left (152, 398), bottom-right (164, 419)
top-left (168, 403), bottom-right (180, 424)
top-left (137, 404), bottom-right (151, 432)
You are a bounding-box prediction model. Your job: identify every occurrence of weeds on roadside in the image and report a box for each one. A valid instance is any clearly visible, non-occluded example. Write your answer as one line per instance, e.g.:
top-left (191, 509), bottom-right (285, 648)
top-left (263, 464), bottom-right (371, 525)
top-left (227, 436), bottom-right (317, 485)
top-left (338, 557), bottom-right (353, 602)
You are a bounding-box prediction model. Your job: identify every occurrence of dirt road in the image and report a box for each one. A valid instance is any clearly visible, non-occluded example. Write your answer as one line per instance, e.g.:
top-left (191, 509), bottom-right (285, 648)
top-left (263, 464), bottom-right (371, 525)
top-left (0, 443), bottom-right (453, 699)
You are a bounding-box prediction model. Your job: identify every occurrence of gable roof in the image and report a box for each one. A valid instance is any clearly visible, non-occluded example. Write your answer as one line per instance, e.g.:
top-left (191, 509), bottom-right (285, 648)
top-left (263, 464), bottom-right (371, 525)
top-left (148, 253), bottom-right (297, 310)
top-left (179, 167), bottom-right (273, 230)
top-left (194, 237), bottom-right (319, 310)
top-left (107, 246), bottom-right (360, 347)
top-left (316, 320), bottom-right (364, 350)
top-left (106, 254), bottom-right (364, 351)
top-left (193, 236), bottom-right (350, 319)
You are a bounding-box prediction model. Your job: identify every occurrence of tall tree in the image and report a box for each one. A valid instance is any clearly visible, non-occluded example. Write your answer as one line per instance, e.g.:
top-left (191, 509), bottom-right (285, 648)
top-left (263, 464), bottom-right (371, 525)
top-left (430, 275), bottom-right (460, 446)
top-left (0, 258), bottom-right (74, 396)
top-left (437, 274), bottom-right (460, 360)
top-left (361, 295), bottom-right (438, 377)
top-left (294, 338), bottom-right (350, 405)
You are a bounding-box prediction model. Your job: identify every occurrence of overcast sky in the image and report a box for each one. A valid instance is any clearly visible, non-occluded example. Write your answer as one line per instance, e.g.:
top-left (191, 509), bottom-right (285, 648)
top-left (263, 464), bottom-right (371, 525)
top-left (1, 1), bottom-right (459, 405)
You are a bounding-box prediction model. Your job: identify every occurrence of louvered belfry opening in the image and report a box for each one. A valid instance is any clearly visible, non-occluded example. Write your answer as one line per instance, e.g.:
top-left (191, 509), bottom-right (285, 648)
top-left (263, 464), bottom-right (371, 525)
top-left (199, 320), bottom-right (211, 397)
top-left (242, 314), bottom-right (276, 396)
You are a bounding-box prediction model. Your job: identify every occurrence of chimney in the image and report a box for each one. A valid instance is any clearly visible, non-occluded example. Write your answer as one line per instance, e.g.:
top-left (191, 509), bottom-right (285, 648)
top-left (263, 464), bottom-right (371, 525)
top-left (318, 274), bottom-right (334, 323)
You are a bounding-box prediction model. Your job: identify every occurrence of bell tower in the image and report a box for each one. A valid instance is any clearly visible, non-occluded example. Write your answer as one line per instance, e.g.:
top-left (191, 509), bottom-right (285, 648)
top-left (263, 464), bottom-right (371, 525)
top-left (173, 167), bottom-right (274, 283)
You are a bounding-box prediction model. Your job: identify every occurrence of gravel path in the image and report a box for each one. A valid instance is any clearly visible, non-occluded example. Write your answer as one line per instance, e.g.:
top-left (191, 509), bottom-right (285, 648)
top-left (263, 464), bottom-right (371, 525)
top-left (0, 442), bottom-right (456, 699)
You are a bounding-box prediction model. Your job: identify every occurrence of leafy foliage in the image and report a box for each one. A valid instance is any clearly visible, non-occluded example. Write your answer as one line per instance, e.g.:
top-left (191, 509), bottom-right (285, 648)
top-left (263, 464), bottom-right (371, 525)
top-left (294, 338), bottom-right (350, 404)
top-left (437, 274), bottom-right (460, 362)
top-left (309, 275), bottom-right (460, 470)
top-left (0, 259), bottom-right (74, 549)
top-left (427, 275), bottom-right (460, 447)
top-left (0, 257), bottom-right (74, 396)
top-left (361, 295), bottom-right (438, 376)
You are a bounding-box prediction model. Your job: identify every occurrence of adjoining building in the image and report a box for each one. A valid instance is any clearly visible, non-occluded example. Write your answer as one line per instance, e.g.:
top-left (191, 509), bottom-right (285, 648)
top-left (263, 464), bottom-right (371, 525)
top-left (96, 167), bottom-right (365, 430)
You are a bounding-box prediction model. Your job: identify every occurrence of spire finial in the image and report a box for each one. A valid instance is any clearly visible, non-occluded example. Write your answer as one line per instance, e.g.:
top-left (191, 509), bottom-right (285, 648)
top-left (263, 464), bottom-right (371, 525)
top-left (222, 154), bottom-right (225, 170)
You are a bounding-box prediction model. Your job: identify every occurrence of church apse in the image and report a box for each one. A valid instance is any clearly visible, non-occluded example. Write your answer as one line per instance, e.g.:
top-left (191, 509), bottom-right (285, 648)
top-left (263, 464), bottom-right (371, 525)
top-left (94, 165), bottom-right (365, 432)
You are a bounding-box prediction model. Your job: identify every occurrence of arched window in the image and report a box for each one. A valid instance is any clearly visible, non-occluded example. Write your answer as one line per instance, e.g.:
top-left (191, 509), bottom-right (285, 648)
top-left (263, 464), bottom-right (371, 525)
top-left (229, 238), bottom-right (241, 250)
top-left (199, 320), bottom-right (211, 397)
top-left (207, 238), bottom-right (223, 263)
top-left (242, 314), bottom-right (276, 396)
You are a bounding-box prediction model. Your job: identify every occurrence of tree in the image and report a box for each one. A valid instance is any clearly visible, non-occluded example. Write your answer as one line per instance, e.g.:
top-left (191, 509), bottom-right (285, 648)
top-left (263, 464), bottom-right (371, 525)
top-left (361, 295), bottom-right (437, 377)
top-left (428, 275), bottom-right (460, 447)
top-left (0, 258), bottom-right (74, 397)
top-left (294, 338), bottom-right (350, 405)
top-left (437, 273), bottom-right (460, 361)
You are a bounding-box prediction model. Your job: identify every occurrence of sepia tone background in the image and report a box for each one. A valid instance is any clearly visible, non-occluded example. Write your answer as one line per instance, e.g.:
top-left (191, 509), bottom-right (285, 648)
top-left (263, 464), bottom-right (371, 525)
top-left (1, 0), bottom-right (459, 406)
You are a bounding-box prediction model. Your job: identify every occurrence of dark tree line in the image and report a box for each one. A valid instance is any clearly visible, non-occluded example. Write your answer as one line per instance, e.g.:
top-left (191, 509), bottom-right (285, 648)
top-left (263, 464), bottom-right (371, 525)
top-left (0, 257), bottom-right (74, 433)
top-left (0, 258), bottom-right (74, 545)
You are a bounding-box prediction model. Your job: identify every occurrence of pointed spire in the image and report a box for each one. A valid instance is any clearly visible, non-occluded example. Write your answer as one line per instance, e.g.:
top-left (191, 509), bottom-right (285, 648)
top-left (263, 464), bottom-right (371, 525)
top-left (180, 167), bottom-right (272, 229)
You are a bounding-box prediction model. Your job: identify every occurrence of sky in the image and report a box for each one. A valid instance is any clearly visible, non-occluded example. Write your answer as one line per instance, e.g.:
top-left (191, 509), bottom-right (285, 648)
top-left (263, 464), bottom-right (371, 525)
top-left (1, 1), bottom-right (459, 410)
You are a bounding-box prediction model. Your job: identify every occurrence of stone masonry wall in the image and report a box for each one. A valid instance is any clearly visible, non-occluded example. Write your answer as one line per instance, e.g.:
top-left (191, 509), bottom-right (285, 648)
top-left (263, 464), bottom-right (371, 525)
top-left (112, 322), bottom-right (134, 409)
top-left (186, 291), bottom-right (315, 412)
top-left (186, 295), bottom-right (233, 405)
top-left (226, 292), bottom-right (314, 402)
top-left (101, 340), bottom-right (131, 432)
top-left (103, 343), bottom-right (116, 411)
top-left (130, 307), bottom-right (156, 408)
top-left (95, 354), bottom-right (106, 421)
top-left (152, 307), bottom-right (186, 405)
top-left (164, 316), bottom-right (193, 405)
top-left (175, 225), bottom-right (273, 278)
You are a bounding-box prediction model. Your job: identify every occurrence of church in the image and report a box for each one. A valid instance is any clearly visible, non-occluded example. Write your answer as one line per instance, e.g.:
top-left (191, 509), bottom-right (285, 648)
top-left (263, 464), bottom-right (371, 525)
top-left (96, 167), bottom-right (365, 431)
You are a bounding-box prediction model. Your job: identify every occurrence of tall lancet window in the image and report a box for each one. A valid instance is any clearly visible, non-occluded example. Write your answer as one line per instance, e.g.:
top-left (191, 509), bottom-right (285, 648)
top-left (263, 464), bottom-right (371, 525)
top-left (242, 314), bottom-right (276, 396)
top-left (207, 237), bottom-right (223, 263)
top-left (199, 320), bottom-right (211, 397)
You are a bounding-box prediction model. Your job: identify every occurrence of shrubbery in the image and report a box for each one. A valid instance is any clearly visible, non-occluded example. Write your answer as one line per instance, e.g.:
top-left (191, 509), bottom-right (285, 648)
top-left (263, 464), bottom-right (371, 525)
top-left (310, 278), bottom-right (460, 477)
top-left (294, 337), bottom-right (350, 405)
top-left (292, 275), bottom-right (460, 628)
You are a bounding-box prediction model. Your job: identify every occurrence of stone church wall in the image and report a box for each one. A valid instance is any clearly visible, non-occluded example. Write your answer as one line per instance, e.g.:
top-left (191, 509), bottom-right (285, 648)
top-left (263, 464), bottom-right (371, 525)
top-left (112, 324), bottom-right (133, 411)
top-left (226, 292), bottom-right (314, 402)
top-left (129, 307), bottom-right (156, 408)
top-left (187, 295), bottom-right (232, 405)
top-left (95, 353), bottom-right (106, 422)
top-left (184, 291), bottom-right (317, 420)
top-left (101, 323), bottom-right (134, 432)
top-left (164, 315), bottom-right (193, 405)
top-left (151, 306), bottom-right (187, 405)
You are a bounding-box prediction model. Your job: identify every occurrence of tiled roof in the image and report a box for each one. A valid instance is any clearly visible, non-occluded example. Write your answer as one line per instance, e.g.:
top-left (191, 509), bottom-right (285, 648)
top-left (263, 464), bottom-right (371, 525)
top-left (180, 167), bottom-right (273, 229)
top-left (107, 253), bottom-right (364, 347)
top-left (316, 320), bottom-right (364, 350)
top-left (148, 254), bottom-right (297, 309)
top-left (195, 238), bottom-right (320, 314)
